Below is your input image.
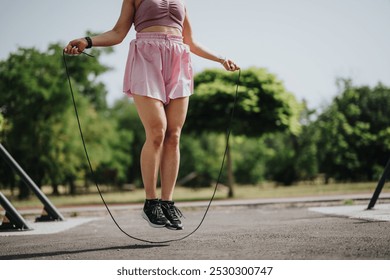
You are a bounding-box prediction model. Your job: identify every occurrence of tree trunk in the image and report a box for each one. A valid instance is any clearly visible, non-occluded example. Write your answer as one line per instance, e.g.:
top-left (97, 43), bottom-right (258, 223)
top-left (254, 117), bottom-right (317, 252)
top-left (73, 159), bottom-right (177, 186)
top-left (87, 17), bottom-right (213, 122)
top-left (226, 138), bottom-right (235, 198)
top-left (52, 183), bottom-right (60, 196)
top-left (17, 180), bottom-right (30, 200)
top-left (69, 178), bottom-right (77, 196)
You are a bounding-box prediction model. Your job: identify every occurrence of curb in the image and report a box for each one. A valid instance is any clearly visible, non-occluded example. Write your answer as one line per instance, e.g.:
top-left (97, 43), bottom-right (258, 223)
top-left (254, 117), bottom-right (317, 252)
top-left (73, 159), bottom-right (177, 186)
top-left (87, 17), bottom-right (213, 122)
top-left (15, 193), bottom-right (390, 218)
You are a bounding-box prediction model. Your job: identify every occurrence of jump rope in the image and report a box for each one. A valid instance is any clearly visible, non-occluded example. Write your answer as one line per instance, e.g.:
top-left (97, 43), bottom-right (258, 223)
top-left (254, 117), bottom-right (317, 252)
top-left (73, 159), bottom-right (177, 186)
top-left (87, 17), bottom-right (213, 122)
top-left (63, 50), bottom-right (241, 244)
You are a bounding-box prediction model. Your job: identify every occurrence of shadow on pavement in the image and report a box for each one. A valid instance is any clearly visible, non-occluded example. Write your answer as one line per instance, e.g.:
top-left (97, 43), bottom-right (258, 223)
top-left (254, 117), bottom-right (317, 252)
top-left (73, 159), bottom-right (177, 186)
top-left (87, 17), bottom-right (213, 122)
top-left (0, 244), bottom-right (169, 260)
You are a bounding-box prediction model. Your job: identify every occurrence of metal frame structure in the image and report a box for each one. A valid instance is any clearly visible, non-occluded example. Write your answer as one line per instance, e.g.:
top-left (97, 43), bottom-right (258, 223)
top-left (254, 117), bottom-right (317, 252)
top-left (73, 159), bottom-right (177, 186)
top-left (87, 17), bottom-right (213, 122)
top-left (0, 192), bottom-right (31, 230)
top-left (367, 157), bottom-right (390, 210)
top-left (0, 143), bottom-right (64, 222)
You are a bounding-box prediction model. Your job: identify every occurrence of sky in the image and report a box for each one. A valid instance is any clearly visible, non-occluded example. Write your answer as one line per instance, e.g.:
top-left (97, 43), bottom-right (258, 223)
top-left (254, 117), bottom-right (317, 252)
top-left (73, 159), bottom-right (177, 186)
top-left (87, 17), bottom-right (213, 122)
top-left (1, 0), bottom-right (390, 109)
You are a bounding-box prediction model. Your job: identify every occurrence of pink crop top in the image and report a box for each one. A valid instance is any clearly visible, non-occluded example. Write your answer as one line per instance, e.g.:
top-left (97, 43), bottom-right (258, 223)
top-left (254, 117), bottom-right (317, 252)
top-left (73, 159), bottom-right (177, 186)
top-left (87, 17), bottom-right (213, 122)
top-left (134, 0), bottom-right (186, 32)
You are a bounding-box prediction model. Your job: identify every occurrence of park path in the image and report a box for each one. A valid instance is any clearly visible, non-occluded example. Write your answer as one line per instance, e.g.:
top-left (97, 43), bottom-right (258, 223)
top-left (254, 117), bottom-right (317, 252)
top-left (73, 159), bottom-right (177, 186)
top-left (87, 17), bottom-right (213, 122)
top-left (1, 193), bottom-right (390, 260)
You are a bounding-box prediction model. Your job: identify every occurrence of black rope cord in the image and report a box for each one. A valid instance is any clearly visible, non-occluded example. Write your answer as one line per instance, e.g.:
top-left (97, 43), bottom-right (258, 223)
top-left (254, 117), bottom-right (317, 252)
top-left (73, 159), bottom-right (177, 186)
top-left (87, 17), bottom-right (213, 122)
top-left (63, 50), bottom-right (241, 244)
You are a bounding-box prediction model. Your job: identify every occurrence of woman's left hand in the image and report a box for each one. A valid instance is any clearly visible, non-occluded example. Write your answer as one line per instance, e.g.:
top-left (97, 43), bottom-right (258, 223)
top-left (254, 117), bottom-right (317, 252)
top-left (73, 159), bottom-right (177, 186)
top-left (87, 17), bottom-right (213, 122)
top-left (221, 58), bottom-right (240, 72)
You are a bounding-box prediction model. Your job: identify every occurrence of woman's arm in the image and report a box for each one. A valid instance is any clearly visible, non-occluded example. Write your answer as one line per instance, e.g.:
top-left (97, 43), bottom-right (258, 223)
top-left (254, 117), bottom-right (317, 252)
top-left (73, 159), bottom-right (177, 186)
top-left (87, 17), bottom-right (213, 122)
top-left (64, 0), bottom-right (135, 55)
top-left (182, 9), bottom-right (239, 72)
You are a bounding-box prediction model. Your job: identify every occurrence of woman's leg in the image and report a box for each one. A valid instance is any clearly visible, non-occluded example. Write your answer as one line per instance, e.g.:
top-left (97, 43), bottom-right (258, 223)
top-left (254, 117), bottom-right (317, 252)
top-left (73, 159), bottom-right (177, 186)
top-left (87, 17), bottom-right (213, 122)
top-left (133, 95), bottom-right (167, 200)
top-left (160, 97), bottom-right (189, 201)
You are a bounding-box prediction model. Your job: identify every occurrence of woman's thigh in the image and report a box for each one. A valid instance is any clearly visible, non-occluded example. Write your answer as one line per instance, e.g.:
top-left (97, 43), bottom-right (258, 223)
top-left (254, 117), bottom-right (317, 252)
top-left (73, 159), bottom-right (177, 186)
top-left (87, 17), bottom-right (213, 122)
top-left (133, 95), bottom-right (167, 137)
top-left (164, 97), bottom-right (189, 134)
top-left (165, 97), bottom-right (189, 130)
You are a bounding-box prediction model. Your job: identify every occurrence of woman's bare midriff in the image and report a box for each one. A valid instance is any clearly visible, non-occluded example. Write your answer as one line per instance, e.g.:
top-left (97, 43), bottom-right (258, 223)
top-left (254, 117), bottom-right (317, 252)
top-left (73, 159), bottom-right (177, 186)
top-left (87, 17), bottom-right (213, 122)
top-left (139, 25), bottom-right (182, 36)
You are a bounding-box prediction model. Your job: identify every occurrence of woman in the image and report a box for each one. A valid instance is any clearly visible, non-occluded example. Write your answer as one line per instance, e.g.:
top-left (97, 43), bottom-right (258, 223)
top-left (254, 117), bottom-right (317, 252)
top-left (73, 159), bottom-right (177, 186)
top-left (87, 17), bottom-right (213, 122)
top-left (64, 0), bottom-right (239, 231)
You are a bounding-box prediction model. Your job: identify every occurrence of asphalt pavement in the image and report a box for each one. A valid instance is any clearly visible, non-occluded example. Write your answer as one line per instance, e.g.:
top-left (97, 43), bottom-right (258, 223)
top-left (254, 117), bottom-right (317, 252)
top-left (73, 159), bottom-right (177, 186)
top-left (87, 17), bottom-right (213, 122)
top-left (1, 193), bottom-right (390, 260)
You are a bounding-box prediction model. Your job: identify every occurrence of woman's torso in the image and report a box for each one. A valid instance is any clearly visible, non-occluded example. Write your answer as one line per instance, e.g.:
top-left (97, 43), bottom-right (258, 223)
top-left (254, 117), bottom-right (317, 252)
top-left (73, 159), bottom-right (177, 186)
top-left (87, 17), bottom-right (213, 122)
top-left (134, 0), bottom-right (185, 35)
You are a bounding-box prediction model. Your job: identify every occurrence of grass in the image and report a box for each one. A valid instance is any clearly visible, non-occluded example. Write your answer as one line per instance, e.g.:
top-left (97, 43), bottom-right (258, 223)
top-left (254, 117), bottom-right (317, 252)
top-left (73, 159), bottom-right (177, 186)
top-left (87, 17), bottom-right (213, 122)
top-left (2, 181), bottom-right (388, 209)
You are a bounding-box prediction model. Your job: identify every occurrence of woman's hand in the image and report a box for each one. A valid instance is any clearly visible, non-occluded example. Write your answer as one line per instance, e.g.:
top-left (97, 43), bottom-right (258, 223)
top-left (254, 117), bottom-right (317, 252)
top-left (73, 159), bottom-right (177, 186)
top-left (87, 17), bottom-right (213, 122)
top-left (221, 58), bottom-right (240, 72)
top-left (63, 0), bottom-right (134, 55)
top-left (63, 38), bottom-right (89, 55)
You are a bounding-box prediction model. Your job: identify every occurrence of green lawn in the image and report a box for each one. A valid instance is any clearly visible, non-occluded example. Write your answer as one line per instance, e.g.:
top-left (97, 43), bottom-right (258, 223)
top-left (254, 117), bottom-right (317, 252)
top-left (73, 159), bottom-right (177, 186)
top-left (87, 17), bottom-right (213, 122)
top-left (2, 181), bottom-right (387, 209)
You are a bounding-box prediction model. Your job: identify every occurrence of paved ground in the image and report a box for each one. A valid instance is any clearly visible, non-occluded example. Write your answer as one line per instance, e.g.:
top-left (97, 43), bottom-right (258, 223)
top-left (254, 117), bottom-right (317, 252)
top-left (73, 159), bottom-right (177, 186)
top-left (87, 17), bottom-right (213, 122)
top-left (1, 194), bottom-right (390, 260)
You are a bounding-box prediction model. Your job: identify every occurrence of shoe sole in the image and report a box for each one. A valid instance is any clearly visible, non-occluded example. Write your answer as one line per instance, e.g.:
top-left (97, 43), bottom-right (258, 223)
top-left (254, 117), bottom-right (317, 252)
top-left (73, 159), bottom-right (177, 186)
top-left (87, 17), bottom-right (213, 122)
top-left (165, 224), bottom-right (183, 230)
top-left (142, 212), bottom-right (167, 228)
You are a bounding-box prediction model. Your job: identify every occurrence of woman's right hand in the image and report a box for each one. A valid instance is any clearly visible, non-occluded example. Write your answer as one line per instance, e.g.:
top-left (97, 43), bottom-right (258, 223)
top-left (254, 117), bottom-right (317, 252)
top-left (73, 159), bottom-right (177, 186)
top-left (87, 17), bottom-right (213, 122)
top-left (221, 58), bottom-right (240, 72)
top-left (63, 38), bottom-right (88, 55)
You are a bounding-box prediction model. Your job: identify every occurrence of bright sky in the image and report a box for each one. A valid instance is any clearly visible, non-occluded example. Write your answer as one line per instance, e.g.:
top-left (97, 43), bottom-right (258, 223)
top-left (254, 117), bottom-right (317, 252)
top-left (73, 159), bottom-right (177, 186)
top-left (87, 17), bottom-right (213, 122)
top-left (1, 0), bottom-right (390, 109)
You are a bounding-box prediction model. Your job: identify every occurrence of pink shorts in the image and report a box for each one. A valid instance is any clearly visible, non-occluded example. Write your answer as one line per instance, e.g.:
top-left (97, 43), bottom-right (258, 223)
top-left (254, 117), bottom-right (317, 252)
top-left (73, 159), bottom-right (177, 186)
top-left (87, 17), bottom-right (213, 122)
top-left (123, 33), bottom-right (194, 105)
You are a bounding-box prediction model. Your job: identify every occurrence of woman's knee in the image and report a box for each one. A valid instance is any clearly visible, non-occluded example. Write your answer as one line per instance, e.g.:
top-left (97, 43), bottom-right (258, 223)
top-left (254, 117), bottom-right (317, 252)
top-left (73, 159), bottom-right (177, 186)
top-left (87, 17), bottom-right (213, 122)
top-left (146, 127), bottom-right (166, 148)
top-left (164, 129), bottom-right (181, 148)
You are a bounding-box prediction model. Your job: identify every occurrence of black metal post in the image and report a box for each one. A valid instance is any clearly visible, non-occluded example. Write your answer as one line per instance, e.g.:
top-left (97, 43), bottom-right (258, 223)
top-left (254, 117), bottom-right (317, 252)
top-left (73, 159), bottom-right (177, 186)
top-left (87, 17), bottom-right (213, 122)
top-left (0, 143), bottom-right (64, 221)
top-left (0, 192), bottom-right (31, 230)
top-left (367, 157), bottom-right (390, 210)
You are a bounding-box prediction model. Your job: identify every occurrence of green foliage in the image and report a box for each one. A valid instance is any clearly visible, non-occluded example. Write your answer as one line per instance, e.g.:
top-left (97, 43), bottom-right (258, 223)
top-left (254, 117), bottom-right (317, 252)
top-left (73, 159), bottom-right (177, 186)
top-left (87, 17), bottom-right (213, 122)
top-left (188, 67), bottom-right (302, 136)
top-left (2, 40), bottom-right (388, 198)
top-left (315, 79), bottom-right (390, 181)
top-left (264, 101), bottom-right (319, 185)
top-left (179, 133), bottom-right (226, 187)
top-left (108, 98), bottom-right (141, 185)
top-left (0, 43), bottom-right (132, 196)
top-left (184, 67), bottom-right (302, 190)
top-left (232, 136), bottom-right (270, 184)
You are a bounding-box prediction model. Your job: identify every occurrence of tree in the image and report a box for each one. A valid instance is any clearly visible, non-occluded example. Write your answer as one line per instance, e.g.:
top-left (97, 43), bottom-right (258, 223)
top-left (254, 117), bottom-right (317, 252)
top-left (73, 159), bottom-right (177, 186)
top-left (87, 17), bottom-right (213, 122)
top-left (179, 132), bottom-right (226, 187)
top-left (315, 79), bottom-right (390, 182)
top-left (185, 67), bottom-right (302, 196)
top-left (0, 43), bottom-right (130, 196)
top-left (109, 98), bottom-right (140, 185)
top-left (232, 136), bottom-right (270, 185)
top-left (264, 101), bottom-right (319, 185)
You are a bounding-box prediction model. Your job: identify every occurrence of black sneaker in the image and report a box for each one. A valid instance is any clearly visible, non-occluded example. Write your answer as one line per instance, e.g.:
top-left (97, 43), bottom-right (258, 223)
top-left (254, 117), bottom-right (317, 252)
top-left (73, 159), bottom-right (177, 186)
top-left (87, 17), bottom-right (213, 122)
top-left (142, 199), bottom-right (170, 228)
top-left (160, 200), bottom-right (184, 230)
